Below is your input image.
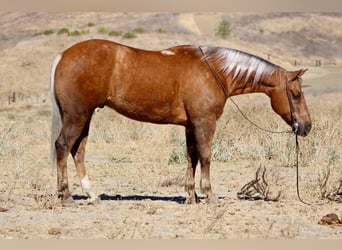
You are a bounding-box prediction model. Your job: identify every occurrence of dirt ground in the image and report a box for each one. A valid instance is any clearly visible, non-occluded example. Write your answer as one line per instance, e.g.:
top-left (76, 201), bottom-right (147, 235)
top-left (0, 12), bottom-right (342, 239)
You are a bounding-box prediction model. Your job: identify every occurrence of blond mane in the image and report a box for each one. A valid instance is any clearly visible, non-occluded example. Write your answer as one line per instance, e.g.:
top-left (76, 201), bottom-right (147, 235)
top-left (201, 46), bottom-right (278, 86)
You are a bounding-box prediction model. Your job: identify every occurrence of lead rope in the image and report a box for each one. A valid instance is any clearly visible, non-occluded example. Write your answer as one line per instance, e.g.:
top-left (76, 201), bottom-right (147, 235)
top-left (232, 95), bottom-right (328, 205)
top-left (228, 97), bottom-right (292, 134)
top-left (232, 98), bottom-right (328, 206)
top-left (198, 46), bottom-right (328, 206)
top-left (295, 135), bottom-right (329, 205)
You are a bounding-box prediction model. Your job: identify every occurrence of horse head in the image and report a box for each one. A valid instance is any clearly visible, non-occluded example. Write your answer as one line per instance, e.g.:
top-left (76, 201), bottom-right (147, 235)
top-left (270, 69), bottom-right (312, 136)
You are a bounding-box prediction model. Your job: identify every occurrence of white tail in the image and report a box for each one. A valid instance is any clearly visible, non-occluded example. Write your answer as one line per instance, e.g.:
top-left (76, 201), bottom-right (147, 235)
top-left (50, 54), bottom-right (63, 166)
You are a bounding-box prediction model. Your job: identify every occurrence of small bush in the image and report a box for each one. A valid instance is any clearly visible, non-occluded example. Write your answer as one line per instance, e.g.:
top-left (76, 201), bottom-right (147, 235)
top-left (122, 32), bottom-right (137, 39)
top-left (87, 22), bottom-right (95, 27)
top-left (43, 29), bottom-right (54, 35)
top-left (69, 30), bottom-right (82, 36)
top-left (33, 29), bottom-right (55, 36)
top-left (68, 29), bottom-right (89, 36)
top-left (216, 20), bottom-right (231, 39)
top-left (132, 27), bottom-right (146, 34)
top-left (109, 30), bottom-right (123, 36)
top-left (57, 28), bottom-right (70, 35)
top-left (98, 26), bottom-right (109, 34)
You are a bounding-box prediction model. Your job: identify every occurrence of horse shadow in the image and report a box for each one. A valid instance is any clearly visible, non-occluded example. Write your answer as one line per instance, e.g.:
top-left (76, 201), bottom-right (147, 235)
top-left (72, 193), bottom-right (226, 204)
top-left (72, 193), bottom-right (187, 204)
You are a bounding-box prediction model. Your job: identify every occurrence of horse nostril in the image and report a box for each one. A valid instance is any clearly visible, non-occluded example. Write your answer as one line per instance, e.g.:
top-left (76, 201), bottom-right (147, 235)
top-left (302, 122), bottom-right (312, 136)
top-left (306, 123), bottom-right (312, 135)
top-left (293, 122), bottom-right (299, 134)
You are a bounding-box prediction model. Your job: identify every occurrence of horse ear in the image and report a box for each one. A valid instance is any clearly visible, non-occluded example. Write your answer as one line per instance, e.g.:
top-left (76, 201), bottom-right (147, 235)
top-left (298, 68), bottom-right (308, 76)
top-left (287, 68), bottom-right (308, 81)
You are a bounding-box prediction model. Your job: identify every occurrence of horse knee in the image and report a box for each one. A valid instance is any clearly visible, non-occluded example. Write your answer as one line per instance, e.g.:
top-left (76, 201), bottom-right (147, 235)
top-left (55, 136), bottom-right (65, 149)
top-left (55, 136), bottom-right (68, 154)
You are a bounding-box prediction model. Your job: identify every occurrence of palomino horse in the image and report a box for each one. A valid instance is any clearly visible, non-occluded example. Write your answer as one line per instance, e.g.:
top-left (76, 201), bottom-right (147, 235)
top-left (50, 39), bottom-right (311, 205)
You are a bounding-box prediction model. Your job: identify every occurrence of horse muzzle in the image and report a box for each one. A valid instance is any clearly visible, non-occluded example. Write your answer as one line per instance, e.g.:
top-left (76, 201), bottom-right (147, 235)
top-left (292, 121), bottom-right (311, 137)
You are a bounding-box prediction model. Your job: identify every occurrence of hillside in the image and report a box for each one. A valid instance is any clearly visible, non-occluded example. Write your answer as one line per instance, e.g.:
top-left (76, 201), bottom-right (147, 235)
top-left (1, 12), bottom-right (341, 60)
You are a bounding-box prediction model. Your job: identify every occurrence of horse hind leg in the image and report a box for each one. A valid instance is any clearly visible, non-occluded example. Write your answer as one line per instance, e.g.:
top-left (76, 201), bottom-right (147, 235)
top-left (55, 122), bottom-right (76, 203)
top-left (71, 118), bottom-right (99, 204)
top-left (55, 114), bottom-right (92, 205)
top-left (184, 127), bottom-right (199, 204)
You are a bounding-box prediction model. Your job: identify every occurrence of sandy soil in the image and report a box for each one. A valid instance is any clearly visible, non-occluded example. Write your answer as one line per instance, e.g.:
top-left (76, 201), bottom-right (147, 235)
top-left (0, 12), bottom-right (342, 239)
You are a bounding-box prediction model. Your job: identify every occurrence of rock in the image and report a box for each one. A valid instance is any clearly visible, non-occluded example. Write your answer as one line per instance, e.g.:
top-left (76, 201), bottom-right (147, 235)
top-left (0, 207), bottom-right (9, 212)
top-left (48, 227), bottom-right (62, 235)
top-left (318, 213), bottom-right (341, 225)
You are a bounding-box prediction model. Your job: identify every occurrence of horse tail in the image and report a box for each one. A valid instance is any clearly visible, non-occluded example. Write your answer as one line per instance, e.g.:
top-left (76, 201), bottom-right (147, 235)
top-left (50, 54), bottom-right (62, 166)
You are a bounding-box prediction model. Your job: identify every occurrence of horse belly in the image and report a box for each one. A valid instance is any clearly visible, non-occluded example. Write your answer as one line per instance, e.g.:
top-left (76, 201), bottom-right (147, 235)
top-left (106, 90), bottom-right (187, 125)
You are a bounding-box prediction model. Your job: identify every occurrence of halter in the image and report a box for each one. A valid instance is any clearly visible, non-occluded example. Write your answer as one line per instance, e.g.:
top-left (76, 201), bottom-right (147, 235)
top-left (284, 75), bottom-right (299, 134)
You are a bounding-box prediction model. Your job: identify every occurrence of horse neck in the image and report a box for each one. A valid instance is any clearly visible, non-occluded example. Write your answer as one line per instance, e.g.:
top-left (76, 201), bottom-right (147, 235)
top-left (224, 67), bottom-right (281, 97)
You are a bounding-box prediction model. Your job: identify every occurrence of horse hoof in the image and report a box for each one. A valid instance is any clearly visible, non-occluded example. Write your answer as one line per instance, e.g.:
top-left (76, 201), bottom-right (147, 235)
top-left (61, 197), bottom-right (78, 208)
top-left (184, 198), bottom-right (195, 204)
top-left (185, 193), bottom-right (200, 204)
top-left (206, 194), bottom-right (219, 204)
top-left (87, 196), bottom-right (101, 205)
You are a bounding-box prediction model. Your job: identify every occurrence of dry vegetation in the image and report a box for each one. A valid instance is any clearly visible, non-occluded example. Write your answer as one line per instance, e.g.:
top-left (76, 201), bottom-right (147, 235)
top-left (0, 12), bottom-right (342, 239)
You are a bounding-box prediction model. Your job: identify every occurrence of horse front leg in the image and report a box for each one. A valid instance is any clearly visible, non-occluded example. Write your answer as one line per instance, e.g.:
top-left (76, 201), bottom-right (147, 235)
top-left (194, 119), bottom-right (218, 204)
top-left (184, 127), bottom-right (199, 204)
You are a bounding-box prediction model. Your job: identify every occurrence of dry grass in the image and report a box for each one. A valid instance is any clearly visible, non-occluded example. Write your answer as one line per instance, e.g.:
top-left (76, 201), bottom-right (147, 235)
top-left (1, 12), bottom-right (342, 239)
top-left (1, 88), bottom-right (342, 239)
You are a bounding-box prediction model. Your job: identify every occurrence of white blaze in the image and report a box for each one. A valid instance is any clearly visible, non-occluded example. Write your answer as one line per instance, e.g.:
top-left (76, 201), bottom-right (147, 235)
top-left (161, 50), bottom-right (176, 56)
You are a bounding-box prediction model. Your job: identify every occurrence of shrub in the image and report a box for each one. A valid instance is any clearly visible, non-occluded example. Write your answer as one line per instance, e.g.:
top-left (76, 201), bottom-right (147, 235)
top-left (109, 30), bottom-right (123, 36)
top-left (216, 20), bottom-right (231, 39)
top-left (68, 29), bottom-right (89, 36)
top-left (43, 29), bottom-right (54, 35)
top-left (122, 32), bottom-right (137, 39)
top-left (33, 29), bottom-right (55, 36)
top-left (57, 28), bottom-right (70, 35)
top-left (132, 27), bottom-right (146, 34)
top-left (98, 26), bottom-right (109, 34)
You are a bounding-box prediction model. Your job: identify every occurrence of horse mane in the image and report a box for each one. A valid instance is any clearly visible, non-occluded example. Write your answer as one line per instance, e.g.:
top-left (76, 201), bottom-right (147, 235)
top-left (200, 46), bottom-right (279, 86)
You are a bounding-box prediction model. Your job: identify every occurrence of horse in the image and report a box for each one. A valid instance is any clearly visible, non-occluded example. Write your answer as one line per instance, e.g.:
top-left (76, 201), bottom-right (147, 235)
top-left (50, 39), bottom-right (311, 205)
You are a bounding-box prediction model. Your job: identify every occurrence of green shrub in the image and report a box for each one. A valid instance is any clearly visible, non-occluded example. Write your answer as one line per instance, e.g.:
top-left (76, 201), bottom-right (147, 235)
top-left (98, 26), bottom-right (109, 34)
top-left (68, 29), bottom-right (89, 36)
top-left (122, 32), bottom-right (137, 39)
top-left (32, 32), bottom-right (42, 37)
top-left (216, 20), bottom-right (231, 39)
top-left (57, 28), bottom-right (70, 35)
top-left (109, 30), bottom-right (123, 36)
top-left (43, 29), bottom-right (54, 35)
top-left (87, 22), bottom-right (95, 27)
top-left (132, 27), bottom-right (146, 34)
top-left (69, 30), bottom-right (81, 36)
top-left (33, 29), bottom-right (55, 36)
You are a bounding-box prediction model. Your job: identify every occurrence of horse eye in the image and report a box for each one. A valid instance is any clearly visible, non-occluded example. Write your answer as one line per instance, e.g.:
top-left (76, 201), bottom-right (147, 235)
top-left (292, 92), bottom-right (301, 100)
